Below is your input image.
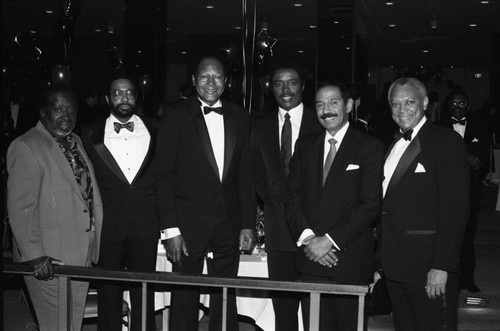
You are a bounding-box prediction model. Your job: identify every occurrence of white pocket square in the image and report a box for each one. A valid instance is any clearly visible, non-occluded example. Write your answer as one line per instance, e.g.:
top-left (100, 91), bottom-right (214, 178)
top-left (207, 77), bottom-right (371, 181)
top-left (472, 138), bottom-right (479, 143)
top-left (415, 163), bottom-right (426, 173)
top-left (346, 164), bottom-right (360, 171)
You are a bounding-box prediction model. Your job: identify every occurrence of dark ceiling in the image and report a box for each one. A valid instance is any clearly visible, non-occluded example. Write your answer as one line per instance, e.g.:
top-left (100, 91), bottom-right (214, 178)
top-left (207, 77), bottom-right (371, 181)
top-left (3, 0), bottom-right (500, 74)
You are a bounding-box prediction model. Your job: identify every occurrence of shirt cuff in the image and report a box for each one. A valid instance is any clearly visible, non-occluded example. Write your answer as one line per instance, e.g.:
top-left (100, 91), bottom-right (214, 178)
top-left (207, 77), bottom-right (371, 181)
top-left (297, 229), bottom-right (315, 247)
top-left (161, 228), bottom-right (181, 240)
top-left (325, 233), bottom-right (341, 251)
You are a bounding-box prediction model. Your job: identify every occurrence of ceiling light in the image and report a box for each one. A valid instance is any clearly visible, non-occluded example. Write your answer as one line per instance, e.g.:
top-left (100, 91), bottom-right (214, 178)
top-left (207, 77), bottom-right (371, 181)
top-left (450, 65), bottom-right (454, 68)
top-left (181, 51), bottom-right (188, 55)
top-left (45, 10), bottom-right (53, 14)
top-left (430, 14), bottom-right (438, 29)
top-left (333, 21), bottom-right (340, 24)
top-left (480, 0), bottom-right (490, 4)
top-left (206, 5), bottom-right (214, 9)
top-left (388, 24), bottom-right (396, 28)
top-left (385, 1), bottom-right (395, 5)
top-left (346, 46), bottom-right (351, 50)
top-left (137, 50), bottom-right (142, 53)
top-left (309, 25), bottom-right (317, 29)
top-left (94, 28), bottom-right (101, 33)
top-left (469, 23), bottom-right (477, 27)
top-left (234, 26), bottom-right (241, 30)
top-left (30, 30), bottom-right (37, 34)
top-left (422, 49), bottom-right (429, 53)
top-left (474, 73), bottom-right (482, 78)
top-left (298, 50), bottom-right (304, 53)
top-left (293, 3), bottom-right (303, 7)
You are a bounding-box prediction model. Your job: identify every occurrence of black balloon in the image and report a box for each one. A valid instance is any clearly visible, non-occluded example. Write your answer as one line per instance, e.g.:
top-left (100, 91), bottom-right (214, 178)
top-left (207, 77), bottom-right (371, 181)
top-left (51, 64), bottom-right (71, 85)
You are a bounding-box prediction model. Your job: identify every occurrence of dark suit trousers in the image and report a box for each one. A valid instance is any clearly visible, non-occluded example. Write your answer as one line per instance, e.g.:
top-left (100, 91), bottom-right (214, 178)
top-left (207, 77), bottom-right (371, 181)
top-left (97, 238), bottom-right (157, 331)
top-left (170, 217), bottom-right (240, 331)
top-left (386, 273), bottom-right (459, 331)
top-left (267, 249), bottom-right (301, 331)
top-left (300, 274), bottom-right (359, 331)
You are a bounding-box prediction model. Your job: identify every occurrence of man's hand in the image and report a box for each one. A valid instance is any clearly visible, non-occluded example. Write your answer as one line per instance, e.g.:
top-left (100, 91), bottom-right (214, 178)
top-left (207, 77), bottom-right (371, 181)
top-left (426, 268), bottom-right (448, 299)
top-left (29, 256), bottom-right (64, 281)
top-left (303, 235), bottom-right (336, 263)
top-left (316, 249), bottom-right (338, 268)
top-left (468, 153), bottom-right (482, 172)
top-left (239, 229), bottom-right (257, 252)
top-left (165, 235), bottom-right (189, 266)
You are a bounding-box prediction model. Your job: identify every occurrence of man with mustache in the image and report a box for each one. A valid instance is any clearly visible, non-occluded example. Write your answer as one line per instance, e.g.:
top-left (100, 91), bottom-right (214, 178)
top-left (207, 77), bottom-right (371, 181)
top-left (381, 78), bottom-right (469, 330)
top-left (7, 84), bottom-right (103, 331)
top-left (82, 75), bottom-right (163, 330)
top-left (252, 63), bottom-right (322, 331)
top-left (285, 83), bottom-right (383, 330)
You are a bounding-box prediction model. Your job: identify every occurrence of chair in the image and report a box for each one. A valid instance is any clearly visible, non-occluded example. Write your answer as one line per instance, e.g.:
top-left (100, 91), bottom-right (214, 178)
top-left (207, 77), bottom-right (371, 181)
top-left (84, 289), bottom-right (130, 329)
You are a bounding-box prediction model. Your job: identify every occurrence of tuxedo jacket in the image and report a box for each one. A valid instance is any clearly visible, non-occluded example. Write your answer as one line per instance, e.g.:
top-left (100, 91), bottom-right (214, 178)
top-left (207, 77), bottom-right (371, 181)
top-left (440, 112), bottom-right (490, 178)
top-left (7, 122), bottom-right (103, 265)
top-left (156, 97), bottom-right (255, 252)
top-left (252, 107), bottom-right (322, 251)
top-left (285, 125), bottom-right (384, 282)
top-left (81, 116), bottom-right (163, 244)
top-left (381, 120), bottom-right (470, 283)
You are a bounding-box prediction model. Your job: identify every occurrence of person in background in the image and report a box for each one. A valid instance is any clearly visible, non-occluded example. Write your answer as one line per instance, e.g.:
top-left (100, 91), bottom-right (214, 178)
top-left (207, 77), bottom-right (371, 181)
top-left (81, 74), bottom-right (162, 331)
top-left (285, 83), bottom-right (383, 330)
top-left (381, 77), bottom-right (469, 330)
top-left (252, 62), bottom-right (322, 331)
top-left (156, 56), bottom-right (256, 331)
top-left (7, 84), bottom-right (103, 331)
top-left (441, 90), bottom-right (489, 293)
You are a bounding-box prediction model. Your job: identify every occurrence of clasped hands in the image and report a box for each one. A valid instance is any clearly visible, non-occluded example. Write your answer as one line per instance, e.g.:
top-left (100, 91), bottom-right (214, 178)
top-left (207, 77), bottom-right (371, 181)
top-left (28, 256), bottom-right (65, 281)
top-left (303, 235), bottom-right (338, 268)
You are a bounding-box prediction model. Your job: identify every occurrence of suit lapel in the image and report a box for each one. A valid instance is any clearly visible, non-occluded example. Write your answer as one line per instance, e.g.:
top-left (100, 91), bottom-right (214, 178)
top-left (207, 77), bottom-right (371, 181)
top-left (385, 135), bottom-right (422, 196)
top-left (190, 101), bottom-right (221, 180)
top-left (222, 107), bottom-right (236, 182)
top-left (322, 126), bottom-right (356, 190)
top-left (90, 121), bottom-right (128, 183)
top-left (130, 117), bottom-right (156, 186)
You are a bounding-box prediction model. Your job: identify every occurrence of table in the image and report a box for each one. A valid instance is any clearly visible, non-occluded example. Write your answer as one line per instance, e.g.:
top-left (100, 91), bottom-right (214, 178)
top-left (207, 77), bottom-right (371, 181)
top-left (125, 244), bottom-right (303, 331)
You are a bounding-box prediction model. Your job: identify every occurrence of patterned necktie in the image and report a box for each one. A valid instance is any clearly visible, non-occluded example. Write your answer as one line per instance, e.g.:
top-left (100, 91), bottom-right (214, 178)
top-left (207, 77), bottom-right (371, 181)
top-left (323, 138), bottom-right (337, 186)
top-left (451, 117), bottom-right (466, 125)
top-left (281, 112), bottom-right (292, 176)
top-left (114, 122), bottom-right (134, 133)
top-left (203, 106), bottom-right (223, 115)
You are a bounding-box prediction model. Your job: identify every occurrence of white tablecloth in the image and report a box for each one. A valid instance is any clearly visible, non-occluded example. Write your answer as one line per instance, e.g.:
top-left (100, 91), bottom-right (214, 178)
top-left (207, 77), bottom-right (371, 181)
top-left (125, 244), bottom-right (303, 331)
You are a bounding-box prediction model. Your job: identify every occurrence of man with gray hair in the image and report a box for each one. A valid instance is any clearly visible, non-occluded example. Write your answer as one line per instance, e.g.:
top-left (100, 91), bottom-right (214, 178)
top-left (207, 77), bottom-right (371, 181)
top-left (380, 77), bottom-right (469, 330)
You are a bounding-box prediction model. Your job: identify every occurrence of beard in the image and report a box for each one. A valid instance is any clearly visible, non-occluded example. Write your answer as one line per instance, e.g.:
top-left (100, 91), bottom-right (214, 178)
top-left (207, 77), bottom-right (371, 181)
top-left (111, 101), bottom-right (135, 119)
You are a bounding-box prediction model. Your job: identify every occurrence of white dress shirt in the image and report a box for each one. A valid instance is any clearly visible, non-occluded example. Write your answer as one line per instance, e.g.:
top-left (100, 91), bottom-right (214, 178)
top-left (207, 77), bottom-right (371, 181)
top-left (163, 98), bottom-right (226, 240)
top-left (296, 122), bottom-right (350, 251)
top-left (451, 117), bottom-right (467, 138)
top-left (382, 116), bottom-right (427, 197)
top-left (278, 103), bottom-right (304, 155)
top-left (104, 114), bottom-right (150, 184)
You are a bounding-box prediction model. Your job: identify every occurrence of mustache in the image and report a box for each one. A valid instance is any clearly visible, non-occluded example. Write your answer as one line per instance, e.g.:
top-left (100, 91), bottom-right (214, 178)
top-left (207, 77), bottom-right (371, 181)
top-left (280, 93), bottom-right (295, 98)
top-left (320, 113), bottom-right (338, 120)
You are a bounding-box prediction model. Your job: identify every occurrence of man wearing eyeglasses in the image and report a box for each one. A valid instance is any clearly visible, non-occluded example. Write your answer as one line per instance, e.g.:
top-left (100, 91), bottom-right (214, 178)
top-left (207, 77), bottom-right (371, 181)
top-left (81, 74), bottom-right (163, 331)
top-left (441, 90), bottom-right (490, 293)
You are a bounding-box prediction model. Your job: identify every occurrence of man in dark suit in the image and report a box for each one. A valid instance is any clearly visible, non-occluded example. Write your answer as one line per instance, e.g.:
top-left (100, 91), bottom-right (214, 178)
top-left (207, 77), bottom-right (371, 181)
top-left (381, 78), bottom-right (469, 331)
top-left (285, 83), bottom-right (384, 330)
top-left (81, 75), bottom-right (163, 331)
top-left (441, 90), bottom-right (489, 293)
top-left (156, 56), bottom-right (256, 331)
top-left (252, 64), bottom-right (322, 331)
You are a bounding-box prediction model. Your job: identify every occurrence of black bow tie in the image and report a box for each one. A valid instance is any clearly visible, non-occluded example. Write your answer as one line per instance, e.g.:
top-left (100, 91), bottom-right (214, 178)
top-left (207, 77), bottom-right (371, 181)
top-left (451, 117), bottom-right (466, 126)
top-left (114, 121), bottom-right (134, 133)
top-left (394, 129), bottom-right (413, 142)
top-left (203, 106), bottom-right (223, 115)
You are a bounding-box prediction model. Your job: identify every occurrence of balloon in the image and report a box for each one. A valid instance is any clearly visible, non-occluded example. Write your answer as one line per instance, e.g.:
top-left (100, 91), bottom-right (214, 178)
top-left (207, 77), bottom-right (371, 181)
top-left (106, 43), bottom-right (124, 70)
top-left (51, 64), bottom-right (71, 85)
top-left (138, 74), bottom-right (152, 94)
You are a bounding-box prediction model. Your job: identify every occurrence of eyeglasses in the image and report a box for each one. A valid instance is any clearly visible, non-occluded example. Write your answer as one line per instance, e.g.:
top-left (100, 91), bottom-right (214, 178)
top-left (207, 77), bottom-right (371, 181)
top-left (450, 100), bottom-right (468, 108)
top-left (110, 89), bottom-right (137, 101)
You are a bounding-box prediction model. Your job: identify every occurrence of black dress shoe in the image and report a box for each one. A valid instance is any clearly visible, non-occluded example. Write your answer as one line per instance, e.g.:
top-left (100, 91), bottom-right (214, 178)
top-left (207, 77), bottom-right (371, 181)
top-left (461, 283), bottom-right (481, 293)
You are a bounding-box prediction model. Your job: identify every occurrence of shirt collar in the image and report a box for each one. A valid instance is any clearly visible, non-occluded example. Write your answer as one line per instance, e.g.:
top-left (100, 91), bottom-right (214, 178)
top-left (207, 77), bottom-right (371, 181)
top-left (401, 116), bottom-right (427, 141)
top-left (198, 98), bottom-right (222, 110)
top-left (278, 103), bottom-right (303, 122)
top-left (325, 121), bottom-right (350, 144)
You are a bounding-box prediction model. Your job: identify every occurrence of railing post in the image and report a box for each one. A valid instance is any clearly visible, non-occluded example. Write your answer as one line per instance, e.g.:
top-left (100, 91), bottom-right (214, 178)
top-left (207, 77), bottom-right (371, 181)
top-left (222, 287), bottom-right (228, 331)
top-left (357, 294), bottom-right (365, 331)
top-left (142, 281), bottom-right (148, 330)
top-left (309, 292), bottom-right (320, 331)
top-left (58, 276), bottom-right (71, 330)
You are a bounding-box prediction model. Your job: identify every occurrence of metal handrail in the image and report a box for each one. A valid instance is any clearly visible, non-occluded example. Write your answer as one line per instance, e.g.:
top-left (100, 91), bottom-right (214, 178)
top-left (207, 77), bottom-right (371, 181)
top-left (3, 263), bottom-right (368, 331)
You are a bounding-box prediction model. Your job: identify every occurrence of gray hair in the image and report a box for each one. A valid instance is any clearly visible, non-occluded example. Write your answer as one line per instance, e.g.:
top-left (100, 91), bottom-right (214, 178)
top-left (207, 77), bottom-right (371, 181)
top-left (387, 77), bottom-right (427, 102)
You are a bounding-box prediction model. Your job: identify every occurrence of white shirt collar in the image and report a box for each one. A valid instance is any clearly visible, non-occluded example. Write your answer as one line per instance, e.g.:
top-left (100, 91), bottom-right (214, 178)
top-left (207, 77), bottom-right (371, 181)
top-left (278, 103), bottom-right (303, 122)
top-left (325, 121), bottom-right (350, 144)
top-left (402, 116), bottom-right (427, 141)
top-left (198, 98), bottom-right (222, 111)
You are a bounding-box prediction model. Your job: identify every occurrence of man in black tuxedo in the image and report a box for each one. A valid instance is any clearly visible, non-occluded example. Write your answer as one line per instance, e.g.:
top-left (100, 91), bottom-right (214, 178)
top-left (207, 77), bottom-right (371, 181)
top-left (156, 56), bottom-right (256, 331)
top-left (381, 78), bottom-right (469, 330)
top-left (81, 75), bottom-right (163, 331)
top-left (441, 90), bottom-right (489, 292)
top-left (251, 64), bottom-right (322, 331)
top-left (285, 83), bottom-right (383, 330)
